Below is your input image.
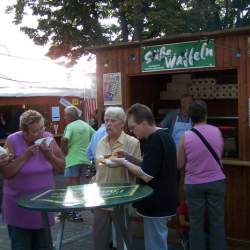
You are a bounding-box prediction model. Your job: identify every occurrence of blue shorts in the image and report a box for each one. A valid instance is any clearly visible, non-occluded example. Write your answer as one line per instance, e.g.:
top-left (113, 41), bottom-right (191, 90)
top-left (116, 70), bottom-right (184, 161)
top-left (64, 164), bottom-right (89, 177)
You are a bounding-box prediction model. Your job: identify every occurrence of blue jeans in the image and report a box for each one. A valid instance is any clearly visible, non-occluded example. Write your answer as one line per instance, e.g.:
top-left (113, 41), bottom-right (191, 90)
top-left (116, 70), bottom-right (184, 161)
top-left (64, 164), bottom-right (89, 177)
top-left (8, 225), bottom-right (51, 250)
top-left (143, 216), bottom-right (170, 250)
top-left (184, 179), bottom-right (225, 250)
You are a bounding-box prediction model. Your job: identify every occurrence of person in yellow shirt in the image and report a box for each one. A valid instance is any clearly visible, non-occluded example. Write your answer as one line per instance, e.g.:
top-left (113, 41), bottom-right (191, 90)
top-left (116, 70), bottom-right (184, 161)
top-left (93, 106), bottom-right (141, 250)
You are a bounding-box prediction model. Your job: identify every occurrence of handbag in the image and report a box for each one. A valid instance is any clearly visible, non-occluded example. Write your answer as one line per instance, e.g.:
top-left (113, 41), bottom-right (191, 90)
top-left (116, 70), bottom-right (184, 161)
top-left (191, 128), bottom-right (223, 170)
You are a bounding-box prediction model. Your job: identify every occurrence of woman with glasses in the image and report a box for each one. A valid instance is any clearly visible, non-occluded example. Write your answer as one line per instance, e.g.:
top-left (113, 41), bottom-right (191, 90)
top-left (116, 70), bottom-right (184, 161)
top-left (1, 109), bottom-right (64, 250)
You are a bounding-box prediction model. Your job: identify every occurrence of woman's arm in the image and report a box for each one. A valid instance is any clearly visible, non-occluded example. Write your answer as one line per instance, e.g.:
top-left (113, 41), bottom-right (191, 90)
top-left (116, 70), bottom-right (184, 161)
top-left (177, 136), bottom-right (186, 169)
top-left (1, 139), bottom-right (39, 178)
top-left (179, 214), bottom-right (190, 227)
top-left (40, 140), bottom-right (64, 172)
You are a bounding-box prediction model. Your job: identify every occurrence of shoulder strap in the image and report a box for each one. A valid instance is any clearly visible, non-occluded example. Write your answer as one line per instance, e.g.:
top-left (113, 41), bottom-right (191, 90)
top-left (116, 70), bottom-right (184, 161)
top-left (191, 128), bottom-right (223, 169)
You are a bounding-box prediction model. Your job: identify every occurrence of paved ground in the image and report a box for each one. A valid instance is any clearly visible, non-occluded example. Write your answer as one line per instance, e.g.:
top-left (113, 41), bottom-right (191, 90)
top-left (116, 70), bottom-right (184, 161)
top-left (0, 216), bottom-right (183, 250)
top-left (0, 174), bottom-right (249, 250)
top-left (0, 174), bottom-right (183, 250)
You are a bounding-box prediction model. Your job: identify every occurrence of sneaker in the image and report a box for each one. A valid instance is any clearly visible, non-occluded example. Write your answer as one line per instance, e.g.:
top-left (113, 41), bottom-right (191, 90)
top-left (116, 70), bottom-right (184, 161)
top-left (56, 212), bottom-right (72, 221)
top-left (56, 212), bottom-right (63, 220)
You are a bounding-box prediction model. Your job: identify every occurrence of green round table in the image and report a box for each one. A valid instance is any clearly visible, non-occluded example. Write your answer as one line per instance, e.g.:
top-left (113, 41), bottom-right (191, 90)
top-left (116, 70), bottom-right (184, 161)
top-left (18, 183), bottom-right (153, 250)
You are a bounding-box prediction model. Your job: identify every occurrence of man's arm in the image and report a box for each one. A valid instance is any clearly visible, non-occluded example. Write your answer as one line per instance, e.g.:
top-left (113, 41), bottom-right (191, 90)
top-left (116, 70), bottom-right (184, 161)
top-left (114, 148), bottom-right (142, 166)
top-left (160, 110), bottom-right (178, 131)
top-left (126, 154), bottom-right (142, 166)
top-left (60, 137), bottom-right (69, 156)
top-left (61, 125), bottom-right (71, 156)
top-left (124, 161), bottom-right (153, 183)
top-left (111, 158), bottom-right (153, 183)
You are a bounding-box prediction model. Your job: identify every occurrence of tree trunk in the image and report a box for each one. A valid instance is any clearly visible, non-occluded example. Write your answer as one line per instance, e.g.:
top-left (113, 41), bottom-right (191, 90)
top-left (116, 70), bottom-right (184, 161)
top-left (119, 2), bottom-right (129, 42)
top-left (210, 0), bottom-right (222, 30)
top-left (133, 1), bottom-right (144, 41)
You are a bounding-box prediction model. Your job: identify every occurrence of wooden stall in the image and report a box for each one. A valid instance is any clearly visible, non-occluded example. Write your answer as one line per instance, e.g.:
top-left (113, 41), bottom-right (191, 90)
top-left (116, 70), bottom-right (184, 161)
top-left (86, 26), bottom-right (250, 243)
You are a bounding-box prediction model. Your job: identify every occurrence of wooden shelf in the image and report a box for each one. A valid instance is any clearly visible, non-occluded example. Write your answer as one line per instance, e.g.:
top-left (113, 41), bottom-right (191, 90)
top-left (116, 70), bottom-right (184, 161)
top-left (207, 116), bottom-right (239, 120)
top-left (222, 159), bottom-right (250, 167)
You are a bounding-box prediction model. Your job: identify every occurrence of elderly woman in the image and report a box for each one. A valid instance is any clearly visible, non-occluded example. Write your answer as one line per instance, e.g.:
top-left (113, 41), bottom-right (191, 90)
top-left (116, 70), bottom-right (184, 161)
top-left (93, 106), bottom-right (141, 250)
top-left (1, 109), bottom-right (64, 250)
top-left (177, 100), bottom-right (226, 250)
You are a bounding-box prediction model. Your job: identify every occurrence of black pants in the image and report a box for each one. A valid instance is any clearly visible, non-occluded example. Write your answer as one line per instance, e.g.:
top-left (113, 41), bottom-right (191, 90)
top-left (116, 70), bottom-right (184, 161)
top-left (8, 225), bottom-right (51, 250)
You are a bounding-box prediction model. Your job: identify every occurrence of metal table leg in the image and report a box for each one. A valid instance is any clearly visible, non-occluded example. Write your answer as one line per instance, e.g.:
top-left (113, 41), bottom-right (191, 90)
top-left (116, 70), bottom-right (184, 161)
top-left (113, 206), bottom-right (134, 250)
top-left (54, 213), bottom-right (66, 250)
top-left (41, 211), bottom-right (53, 250)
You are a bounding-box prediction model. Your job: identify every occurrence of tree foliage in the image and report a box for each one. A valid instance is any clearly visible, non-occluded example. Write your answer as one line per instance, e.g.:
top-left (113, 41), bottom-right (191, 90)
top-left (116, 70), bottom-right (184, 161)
top-left (182, 0), bottom-right (250, 31)
top-left (6, 0), bottom-right (250, 65)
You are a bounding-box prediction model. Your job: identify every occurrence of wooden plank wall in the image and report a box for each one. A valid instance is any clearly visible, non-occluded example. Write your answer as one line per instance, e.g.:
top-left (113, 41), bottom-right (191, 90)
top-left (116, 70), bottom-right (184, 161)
top-left (96, 45), bottom-right (141, 113)
top-left (214, 34), bottom-right (250, 161)
top-left (237, 36), bottom-right (248, 160)
top-left (224, 165), bottom-right (250, 241)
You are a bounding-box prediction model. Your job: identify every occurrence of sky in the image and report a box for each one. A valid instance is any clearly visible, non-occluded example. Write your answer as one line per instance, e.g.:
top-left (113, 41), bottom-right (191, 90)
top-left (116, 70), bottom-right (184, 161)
top-left (0, 0), bottom-right (95, 91)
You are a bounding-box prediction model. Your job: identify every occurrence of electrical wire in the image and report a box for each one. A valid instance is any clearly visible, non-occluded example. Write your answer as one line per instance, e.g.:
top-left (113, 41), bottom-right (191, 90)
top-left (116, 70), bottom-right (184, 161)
top-left (0, 74), bottom-right (62, 85)
top-left (0, 44), bottom-right (10, 55)
top-left (0, 51), bottom-right (55, 63)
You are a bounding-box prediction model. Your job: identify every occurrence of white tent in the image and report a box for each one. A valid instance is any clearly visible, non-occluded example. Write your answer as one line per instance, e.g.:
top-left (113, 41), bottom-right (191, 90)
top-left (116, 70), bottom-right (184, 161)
top-left (0, 54), bottom-right (96, 98)
top-left (0, 86), bottom-right (85, 98)
top-left (0, 74), bottom-right (96, 98)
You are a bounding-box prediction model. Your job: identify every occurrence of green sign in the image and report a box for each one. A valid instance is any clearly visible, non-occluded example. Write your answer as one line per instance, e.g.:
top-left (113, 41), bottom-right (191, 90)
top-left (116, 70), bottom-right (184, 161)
top-left (141, 40), bottom-right (215, 72)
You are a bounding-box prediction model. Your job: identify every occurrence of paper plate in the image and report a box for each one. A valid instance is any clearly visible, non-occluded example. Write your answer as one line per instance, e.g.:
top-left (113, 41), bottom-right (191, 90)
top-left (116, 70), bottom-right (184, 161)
top-left (35, 137), bottom-right (53, 146)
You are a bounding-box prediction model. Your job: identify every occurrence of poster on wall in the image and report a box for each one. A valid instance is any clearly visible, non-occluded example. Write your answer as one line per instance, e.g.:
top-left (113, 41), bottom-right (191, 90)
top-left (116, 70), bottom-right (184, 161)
top-left (103, 72), bottom-right (122, 105)
top-left (51, 106), bottom-right (60, 122)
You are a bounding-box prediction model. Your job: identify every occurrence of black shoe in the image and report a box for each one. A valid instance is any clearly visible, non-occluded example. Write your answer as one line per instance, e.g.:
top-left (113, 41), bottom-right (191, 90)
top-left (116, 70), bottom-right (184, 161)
top-left (109, 241), bottom-right (117, 250)
top-left (68, 212), bottom-right (84, 222)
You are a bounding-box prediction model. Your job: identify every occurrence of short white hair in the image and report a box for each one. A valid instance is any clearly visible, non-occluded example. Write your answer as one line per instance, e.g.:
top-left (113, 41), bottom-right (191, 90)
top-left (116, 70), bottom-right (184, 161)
top-left (64, 106), bottom-right (80, 119)
top-left (104, 107), bottom-right (126, 122)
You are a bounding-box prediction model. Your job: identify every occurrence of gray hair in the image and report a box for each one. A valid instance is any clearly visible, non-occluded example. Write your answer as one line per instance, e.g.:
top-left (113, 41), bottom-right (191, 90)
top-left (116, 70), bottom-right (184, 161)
top-left (64, 106), bottom-right (80, 119)
top-left (20, 109), bottom-right (44, 132)
top-left (104, 107), bottom-right (126, 122)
